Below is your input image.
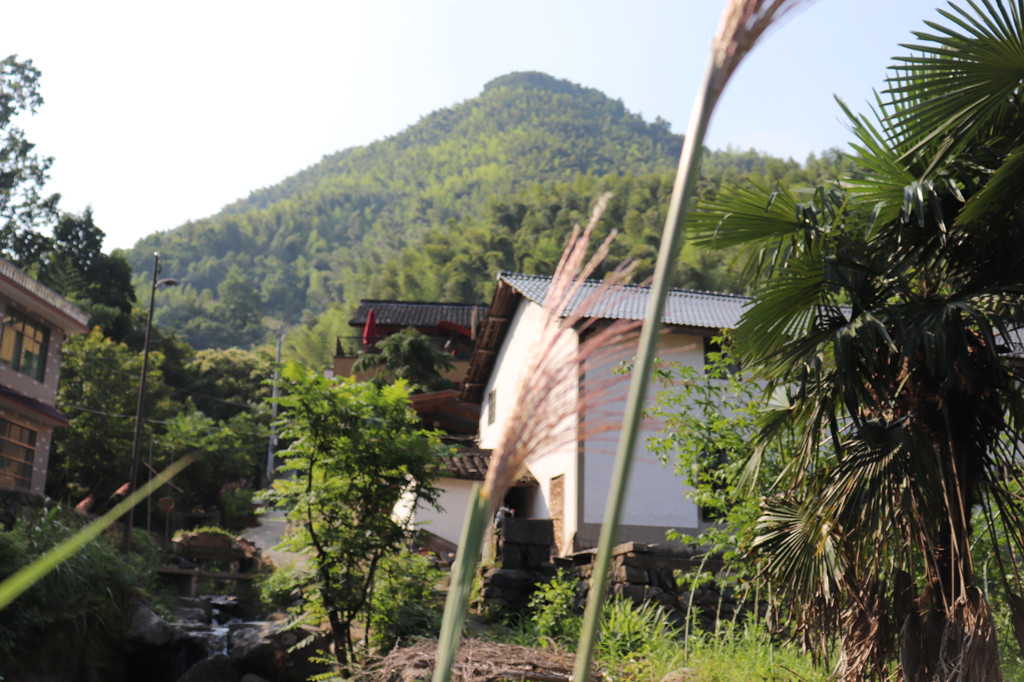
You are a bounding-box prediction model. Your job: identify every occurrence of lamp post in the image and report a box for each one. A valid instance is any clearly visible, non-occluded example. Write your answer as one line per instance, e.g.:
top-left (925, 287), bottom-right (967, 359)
top-left (265, 326), bottom-right (286, 486)
top-left (121, 253), bottom-right (178, 554)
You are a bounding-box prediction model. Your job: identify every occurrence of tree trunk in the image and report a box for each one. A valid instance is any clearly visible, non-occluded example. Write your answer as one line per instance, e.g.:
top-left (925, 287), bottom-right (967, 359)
top-left (328, 610), bottom-right (353, 678)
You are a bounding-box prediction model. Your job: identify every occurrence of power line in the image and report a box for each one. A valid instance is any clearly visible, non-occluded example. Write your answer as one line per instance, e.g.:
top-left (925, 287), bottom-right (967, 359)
top-left (60, 403), bottom-right (272, 438)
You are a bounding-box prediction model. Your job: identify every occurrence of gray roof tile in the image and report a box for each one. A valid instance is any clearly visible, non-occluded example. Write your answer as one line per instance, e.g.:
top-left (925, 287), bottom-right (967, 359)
top-left (499, 272), bottom-right (749, 330)
top-left (350, 300), bottom-right (489, 329)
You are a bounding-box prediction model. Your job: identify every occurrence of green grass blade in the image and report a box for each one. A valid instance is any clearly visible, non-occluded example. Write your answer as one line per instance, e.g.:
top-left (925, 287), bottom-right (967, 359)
top-left (433, 484), bottom-right (490, 682)
top-left (571, 56), bottom-right (718, 682)
top-left (0, 454), bottom-right (195, 612)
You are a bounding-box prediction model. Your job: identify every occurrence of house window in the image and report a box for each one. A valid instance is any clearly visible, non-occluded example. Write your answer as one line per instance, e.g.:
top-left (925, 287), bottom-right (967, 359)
top-left (0, 417), bottom-right (37, 491)
top-left (0, 309), bottom-right (49, 382)
top-left (487, 389), bottom-right (496, 425)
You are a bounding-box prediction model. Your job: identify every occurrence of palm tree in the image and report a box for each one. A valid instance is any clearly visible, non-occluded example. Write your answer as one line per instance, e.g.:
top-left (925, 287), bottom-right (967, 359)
top-left (691, 1), bottom-right (1024, 679)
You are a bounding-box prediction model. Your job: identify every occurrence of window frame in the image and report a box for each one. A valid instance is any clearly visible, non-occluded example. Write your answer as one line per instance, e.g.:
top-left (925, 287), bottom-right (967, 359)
top-left (0, 416), bottom-right (37, 492)
top-left (0, 307), bottom-right (49, 382)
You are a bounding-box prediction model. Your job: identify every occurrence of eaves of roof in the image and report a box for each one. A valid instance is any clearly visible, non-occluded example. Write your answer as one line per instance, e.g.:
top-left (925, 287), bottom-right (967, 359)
top-left (0, 258), bottom-right (89, 334)
top-left (349, 300), bottom-right (488, 331)
top-left (438, 447), bottom-right (536, 486)
top-left (459, 272), bottom-right (750, 404)
top-left (0, 385), bottom-right (68, 427)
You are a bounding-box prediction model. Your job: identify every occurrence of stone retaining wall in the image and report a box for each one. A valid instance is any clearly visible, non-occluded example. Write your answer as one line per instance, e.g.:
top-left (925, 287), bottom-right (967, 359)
top-left (569, 542), bottom-right (761, 630)
top-left (479, 518), bottom-right (556, 611)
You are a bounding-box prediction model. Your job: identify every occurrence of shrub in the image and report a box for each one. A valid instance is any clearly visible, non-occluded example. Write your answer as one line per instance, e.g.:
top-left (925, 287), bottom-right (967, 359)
top-left (368, 551), bottom-right (445, 652)
top-left (596, 598), bottom-right (683, 680)
top-left (524, 569), bottom-right (582, 648)
top-left (0, 509), bottom-right (138, 682)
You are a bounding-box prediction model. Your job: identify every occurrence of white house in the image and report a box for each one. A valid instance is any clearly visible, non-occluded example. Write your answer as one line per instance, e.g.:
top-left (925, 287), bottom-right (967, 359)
top-left (451, 272), bottom-right (749, 555)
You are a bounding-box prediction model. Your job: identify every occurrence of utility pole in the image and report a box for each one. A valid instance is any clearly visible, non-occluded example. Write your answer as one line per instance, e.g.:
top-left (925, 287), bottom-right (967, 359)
top-left (265, 326), bottom-right (286, 485)
top-left (122, 253), bottom-right (178, 554)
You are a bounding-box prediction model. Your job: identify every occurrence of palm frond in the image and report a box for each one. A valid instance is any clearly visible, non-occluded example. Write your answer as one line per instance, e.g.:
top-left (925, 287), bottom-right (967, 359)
top-left (884, 0), bottom-right (1024, 172)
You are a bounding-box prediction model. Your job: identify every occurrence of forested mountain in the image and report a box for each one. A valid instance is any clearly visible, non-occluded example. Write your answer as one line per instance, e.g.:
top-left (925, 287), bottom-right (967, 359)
top-left (122, 71), bottom-right (847, 354)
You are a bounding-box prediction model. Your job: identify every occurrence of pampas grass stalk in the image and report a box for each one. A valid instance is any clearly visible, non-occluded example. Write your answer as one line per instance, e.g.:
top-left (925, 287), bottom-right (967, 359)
top-left (433, 195), bottom-right (638, 682)
top-left (571, 2), bottom-right (804, 680)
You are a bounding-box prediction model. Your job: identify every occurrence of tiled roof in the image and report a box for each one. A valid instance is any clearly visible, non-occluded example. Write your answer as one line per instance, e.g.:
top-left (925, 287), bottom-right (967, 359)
top-left (438, 448), bottom-right (537, 485)
top-left (499, 272), bottom-right (749, 330)
top-left (350, 300), bottom-right (489, 329)
top-left (460, 273), bottom-right (748, 403)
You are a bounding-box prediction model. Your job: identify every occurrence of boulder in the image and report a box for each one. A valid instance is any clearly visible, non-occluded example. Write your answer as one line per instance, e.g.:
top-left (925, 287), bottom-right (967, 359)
top-left (228, 622), bottom-right (331, 682)
top-left (177, 654), bottom-right (239, 682)
top-left (126, 602), bottom-right (179, 648)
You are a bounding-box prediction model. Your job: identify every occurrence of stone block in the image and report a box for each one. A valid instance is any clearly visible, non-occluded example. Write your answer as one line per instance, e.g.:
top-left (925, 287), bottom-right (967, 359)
top-left (500, 545), bottom-right (524, 569)
top-left (611, 583), bottom-right (647, 604)
top-left (523, 545), bottom-right (552, 568)
top-left (177, 654), bottom-right (239, 682)
top-left (613, 564), bottom-right (650, 585)
top-left (484, 568), bottom-right (532, 589)
top-left (501, 518), bottom-right (554, 546)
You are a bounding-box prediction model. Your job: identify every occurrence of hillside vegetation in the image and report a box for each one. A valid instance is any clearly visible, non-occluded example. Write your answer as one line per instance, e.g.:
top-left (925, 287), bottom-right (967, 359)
top-left (123, 71), bottom-right (848, 352)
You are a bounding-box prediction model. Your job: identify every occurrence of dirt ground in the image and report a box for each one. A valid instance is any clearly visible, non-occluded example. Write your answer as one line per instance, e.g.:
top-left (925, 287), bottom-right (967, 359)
top-left (371, 637), bottom-right (601, 682)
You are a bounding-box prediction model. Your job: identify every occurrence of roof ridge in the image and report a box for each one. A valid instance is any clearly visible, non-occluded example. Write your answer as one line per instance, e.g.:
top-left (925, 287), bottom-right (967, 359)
top-left (357, 299), bottom-right (489, 306)
top-left (497, 271), bottom-right (750, 300)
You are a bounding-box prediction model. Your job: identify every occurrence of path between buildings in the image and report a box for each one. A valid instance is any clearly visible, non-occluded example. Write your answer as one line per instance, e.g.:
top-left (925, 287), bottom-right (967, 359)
top-left (241, 509), bottom-right (308, 569)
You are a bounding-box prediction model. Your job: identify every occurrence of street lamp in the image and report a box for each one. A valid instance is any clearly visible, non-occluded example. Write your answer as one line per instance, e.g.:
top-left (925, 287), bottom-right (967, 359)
top-left (121, 253), bottom-right (178, 554)
top-left (265, 326), bottom-right (287, 486)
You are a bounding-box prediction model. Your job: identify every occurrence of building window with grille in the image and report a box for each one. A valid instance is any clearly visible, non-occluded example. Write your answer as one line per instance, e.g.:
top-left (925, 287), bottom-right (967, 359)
top-left (0, 418), bottom-right (37, 491)
top-left (0, 309), bottom-right (49, 382)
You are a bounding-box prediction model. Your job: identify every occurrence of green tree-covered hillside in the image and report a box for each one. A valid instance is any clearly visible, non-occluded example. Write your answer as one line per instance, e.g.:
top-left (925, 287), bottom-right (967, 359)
top-left (123, 71), bottom-right (846, 351)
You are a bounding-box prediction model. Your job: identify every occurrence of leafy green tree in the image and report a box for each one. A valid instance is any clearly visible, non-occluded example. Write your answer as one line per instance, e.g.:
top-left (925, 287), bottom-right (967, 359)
top-left (647, 343), bottom-right (775, 554)
top-left (182, 346), bottom-right (273, 422)
top-left (0, 55), bottom-right (57, 238)
top-left (281, 306), bottom-right (350, 370)
top-left (260, 365), bottom-right (442, 674)
top-left (690, 3), bottom-right (1024, 677)
top-left (352, 327), bottom-right (454, 393)
top-left (12, 209), bottom-right (136, 340)
top-left (48, 329), bottom-right (173, 507)
top-left (215, 265), bottom-right (264, 344)
top-left (156, 409), bottom-right (266, 522)
top-left (0, 57), bottom-right (135, 339)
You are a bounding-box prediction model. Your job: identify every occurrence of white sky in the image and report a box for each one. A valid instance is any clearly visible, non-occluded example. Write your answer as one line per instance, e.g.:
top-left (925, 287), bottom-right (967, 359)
top-left (4, 0), bottom-right (947, 252)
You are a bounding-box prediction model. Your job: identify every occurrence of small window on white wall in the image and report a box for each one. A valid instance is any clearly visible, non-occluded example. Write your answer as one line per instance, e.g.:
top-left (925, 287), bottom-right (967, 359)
top-left (487, 389), bottom-right (496, 425)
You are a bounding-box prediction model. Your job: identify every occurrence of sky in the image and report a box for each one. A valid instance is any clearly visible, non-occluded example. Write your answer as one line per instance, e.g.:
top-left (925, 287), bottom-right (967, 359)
top-left (4, 0), bottom-right (949, 253)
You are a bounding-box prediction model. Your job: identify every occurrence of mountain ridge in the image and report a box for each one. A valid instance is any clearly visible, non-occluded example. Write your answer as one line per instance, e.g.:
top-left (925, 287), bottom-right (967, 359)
top-left (120, 71), bottom-right (843, 354)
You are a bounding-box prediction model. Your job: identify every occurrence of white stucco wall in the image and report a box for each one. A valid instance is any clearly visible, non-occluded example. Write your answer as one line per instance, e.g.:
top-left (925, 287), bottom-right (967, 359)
top-left (578, 331), bottom-right (706, 543)
top-left (405, 477), bottom-right (478, 546)
top-left (477, 299), bottom-right (580, 552)
top-left (471, 295), bottom-right (723, 553)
